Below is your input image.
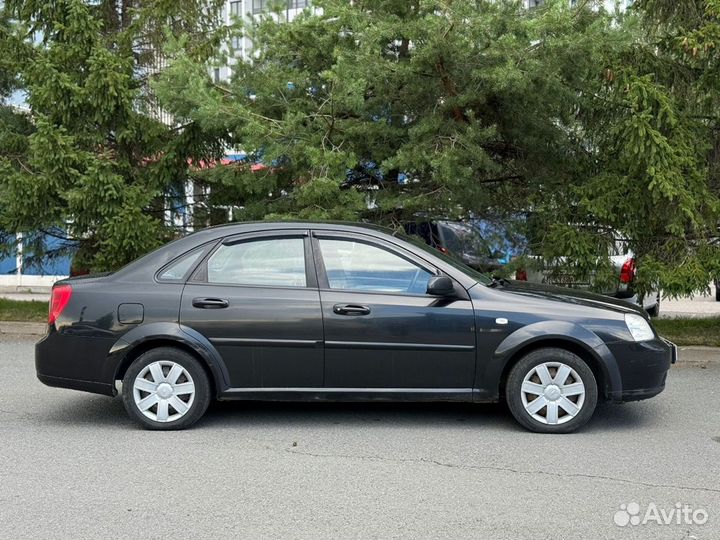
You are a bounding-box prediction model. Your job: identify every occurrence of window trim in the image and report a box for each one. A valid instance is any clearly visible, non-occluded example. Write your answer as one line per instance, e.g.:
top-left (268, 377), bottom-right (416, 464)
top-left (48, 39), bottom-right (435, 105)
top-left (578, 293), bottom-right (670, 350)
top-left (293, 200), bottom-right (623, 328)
top-left (189, 230), bottom-right (317, 289)
top-left (310, 231), bottom-right (440, 297)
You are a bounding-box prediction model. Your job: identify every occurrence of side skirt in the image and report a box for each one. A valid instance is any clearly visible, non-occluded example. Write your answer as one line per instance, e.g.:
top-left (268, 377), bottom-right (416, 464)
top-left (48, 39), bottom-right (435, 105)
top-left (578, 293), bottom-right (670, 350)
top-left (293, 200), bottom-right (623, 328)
top-left (218, 387), bottom-right (489, 403)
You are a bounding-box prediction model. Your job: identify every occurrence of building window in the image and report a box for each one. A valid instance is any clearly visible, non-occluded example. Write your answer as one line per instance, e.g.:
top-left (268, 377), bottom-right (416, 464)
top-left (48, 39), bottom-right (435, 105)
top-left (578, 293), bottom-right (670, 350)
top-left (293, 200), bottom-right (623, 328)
top-left (213, 68), bottom-right (220, 83)
top-left (229, 1), bottom-right (241, 17)
top-left (251, 0), bottom-right (309, 13)
top-left (528, 0), bottom-right (544, 7)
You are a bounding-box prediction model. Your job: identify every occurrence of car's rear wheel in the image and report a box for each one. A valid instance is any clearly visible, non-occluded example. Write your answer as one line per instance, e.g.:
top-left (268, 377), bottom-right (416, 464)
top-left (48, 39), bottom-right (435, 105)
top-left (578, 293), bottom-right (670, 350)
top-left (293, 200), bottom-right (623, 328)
top-left (122, 347), bottom-right (211, 430)
top-left (506, 348), bottom-right (598, 433)
top-left (646, 294), bottom-right (660, 318)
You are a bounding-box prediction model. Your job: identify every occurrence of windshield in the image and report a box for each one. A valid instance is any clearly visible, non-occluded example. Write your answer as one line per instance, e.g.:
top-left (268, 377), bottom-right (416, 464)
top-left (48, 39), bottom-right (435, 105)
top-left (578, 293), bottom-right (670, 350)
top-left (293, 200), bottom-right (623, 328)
top-left (438, 221), bottom-right (491, 257)
top-left (392, 229), bottom-right (494, 286)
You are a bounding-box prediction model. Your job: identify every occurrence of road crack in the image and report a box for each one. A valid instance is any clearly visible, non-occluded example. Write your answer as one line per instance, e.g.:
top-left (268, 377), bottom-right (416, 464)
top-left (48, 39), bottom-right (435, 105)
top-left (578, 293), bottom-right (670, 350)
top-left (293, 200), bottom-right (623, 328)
top-left (284, 448), bottom-right (720, 495)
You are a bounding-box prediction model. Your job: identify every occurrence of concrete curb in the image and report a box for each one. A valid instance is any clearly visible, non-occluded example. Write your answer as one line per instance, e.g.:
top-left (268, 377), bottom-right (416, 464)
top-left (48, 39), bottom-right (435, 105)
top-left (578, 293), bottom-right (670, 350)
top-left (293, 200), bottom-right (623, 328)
top-left (0, 321), bottom-right (46, 336)
top-left (676, 346), bottom-right (720, 365)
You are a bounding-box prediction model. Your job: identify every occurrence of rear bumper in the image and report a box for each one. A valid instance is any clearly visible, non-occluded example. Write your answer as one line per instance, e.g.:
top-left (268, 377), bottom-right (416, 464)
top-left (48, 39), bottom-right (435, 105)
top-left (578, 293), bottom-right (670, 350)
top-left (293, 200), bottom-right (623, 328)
top-left (35, 330), bottom-right (117, 397)
top-left (36, 373), bottom-right (114, 396)
top-left (605, 337), bottom-right (675, 403)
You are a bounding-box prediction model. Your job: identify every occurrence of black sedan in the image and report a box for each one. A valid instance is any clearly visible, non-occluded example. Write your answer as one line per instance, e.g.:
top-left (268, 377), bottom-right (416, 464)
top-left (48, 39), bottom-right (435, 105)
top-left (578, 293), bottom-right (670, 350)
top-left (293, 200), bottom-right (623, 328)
top-left (36, 222), bottom-right (677, 433)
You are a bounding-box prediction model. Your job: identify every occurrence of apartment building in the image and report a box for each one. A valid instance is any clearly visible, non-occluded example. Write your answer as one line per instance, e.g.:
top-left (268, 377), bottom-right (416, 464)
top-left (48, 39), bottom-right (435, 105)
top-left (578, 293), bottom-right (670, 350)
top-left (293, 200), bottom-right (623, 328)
top-left (214, 0), bottom-right (312, 82)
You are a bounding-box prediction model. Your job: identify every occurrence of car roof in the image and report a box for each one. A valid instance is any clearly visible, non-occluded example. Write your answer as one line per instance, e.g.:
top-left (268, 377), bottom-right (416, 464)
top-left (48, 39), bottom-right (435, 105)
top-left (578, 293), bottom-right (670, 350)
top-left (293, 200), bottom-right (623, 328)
top-left (170, 220), bottom-right (403, 249)
top-left (110, 220), bottom-right (481, 290)
top-left (110, 221), bottom-right (397, 279)
top-left (197, 220), bottom-right (395, 235)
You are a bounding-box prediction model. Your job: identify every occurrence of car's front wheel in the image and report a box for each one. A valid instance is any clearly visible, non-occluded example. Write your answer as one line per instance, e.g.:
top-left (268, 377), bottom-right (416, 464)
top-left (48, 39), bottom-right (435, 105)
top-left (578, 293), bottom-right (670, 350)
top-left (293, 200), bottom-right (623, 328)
top-left (122, 347), bottom-right (211, 430)
top-left (506, 348), bottom-right (598, 433)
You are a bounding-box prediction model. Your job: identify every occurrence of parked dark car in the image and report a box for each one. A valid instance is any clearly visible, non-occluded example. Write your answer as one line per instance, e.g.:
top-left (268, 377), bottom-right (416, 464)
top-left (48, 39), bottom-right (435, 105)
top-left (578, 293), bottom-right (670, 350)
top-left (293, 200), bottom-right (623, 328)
top-left (36, 222), bottom-right (676, 433)
top-left (403, 220), bottom-right (504, 273)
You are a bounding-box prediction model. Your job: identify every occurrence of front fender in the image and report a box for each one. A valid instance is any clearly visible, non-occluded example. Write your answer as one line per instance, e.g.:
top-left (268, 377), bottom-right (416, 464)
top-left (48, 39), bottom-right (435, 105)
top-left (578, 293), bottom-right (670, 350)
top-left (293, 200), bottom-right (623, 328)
top-left (477, 320), bottom-right (621, 401)
top-left (106, 322), bottom-right (230, 395)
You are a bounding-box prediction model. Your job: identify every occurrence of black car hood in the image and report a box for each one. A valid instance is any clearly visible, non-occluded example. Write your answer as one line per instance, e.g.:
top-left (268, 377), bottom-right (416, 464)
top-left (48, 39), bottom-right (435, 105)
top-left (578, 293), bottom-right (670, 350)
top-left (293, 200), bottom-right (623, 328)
top-left (496, 280), bottom-right (647, 317)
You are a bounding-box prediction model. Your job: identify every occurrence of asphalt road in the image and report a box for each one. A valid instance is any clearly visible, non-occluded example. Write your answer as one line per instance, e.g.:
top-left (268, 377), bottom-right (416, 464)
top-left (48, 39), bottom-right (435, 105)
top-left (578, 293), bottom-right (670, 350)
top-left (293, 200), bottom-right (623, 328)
top-left (0, 337), bottom-right (719, 540)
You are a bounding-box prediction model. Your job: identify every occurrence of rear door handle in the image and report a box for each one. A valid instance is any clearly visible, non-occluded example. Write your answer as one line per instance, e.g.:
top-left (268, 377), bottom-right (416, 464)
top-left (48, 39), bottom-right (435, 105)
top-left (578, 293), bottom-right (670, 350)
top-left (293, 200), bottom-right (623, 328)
top-left (192, 297), bottom-right (229, 309)
top-left (333, 304), bottom-right (371, 316)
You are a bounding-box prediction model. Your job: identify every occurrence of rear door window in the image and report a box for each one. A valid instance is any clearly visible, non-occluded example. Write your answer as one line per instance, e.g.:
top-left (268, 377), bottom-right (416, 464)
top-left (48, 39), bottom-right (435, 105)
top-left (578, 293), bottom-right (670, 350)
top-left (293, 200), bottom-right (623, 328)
top-left (206, 237), bottom-right (307, 287)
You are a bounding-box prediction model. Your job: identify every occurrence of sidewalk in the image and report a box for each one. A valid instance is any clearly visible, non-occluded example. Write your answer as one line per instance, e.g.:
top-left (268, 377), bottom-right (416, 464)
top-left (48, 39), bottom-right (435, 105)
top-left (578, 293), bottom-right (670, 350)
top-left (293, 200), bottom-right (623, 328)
top-left (0, 285), bottom-right (50, 302)
top-left (660, 286), bottom-right (720, 318)
top-left (0, 321), bottom-right (46, 335)
top-left (0, 292), bottom-right (50, 302)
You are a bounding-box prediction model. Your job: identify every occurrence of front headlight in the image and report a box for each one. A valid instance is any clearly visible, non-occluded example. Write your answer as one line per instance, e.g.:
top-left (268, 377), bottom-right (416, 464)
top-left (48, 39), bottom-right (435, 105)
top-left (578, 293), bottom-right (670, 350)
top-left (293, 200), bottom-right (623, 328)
top-left (624, 313), bottom-right (655, 342)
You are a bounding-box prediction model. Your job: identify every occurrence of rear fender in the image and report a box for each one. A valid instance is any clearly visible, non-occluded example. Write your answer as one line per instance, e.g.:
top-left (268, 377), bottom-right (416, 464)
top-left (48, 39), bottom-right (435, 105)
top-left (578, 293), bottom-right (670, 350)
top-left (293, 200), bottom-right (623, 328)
top-left (106, 322), bottom-right (230, 396)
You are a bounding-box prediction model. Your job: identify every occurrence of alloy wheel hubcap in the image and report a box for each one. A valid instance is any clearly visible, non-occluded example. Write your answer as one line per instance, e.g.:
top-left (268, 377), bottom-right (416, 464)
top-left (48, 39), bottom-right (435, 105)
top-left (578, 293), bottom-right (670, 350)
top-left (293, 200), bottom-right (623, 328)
top-left (133, 361), bottom-right (195, 423)
top-left (520, 361), bottom-right (586, 425)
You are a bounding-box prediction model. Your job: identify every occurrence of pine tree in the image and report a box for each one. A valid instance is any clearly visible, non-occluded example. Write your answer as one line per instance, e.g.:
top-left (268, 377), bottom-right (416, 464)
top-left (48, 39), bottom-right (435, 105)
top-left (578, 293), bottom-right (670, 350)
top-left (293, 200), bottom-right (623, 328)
top-left (0, 0), bottom-right (225, 270)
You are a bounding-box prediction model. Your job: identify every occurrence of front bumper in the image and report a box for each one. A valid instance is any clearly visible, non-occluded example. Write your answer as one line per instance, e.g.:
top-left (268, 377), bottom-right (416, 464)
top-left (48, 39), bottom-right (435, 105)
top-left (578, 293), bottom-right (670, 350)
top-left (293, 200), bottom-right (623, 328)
top-left (661, 337), bottom-right (678, 364)
top-left (605, 337), bottom-right (676, 402)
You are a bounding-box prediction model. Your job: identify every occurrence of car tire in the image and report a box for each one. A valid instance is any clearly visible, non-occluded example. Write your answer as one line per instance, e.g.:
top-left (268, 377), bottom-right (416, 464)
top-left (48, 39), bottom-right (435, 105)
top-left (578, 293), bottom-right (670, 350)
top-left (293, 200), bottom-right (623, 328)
top-left (646, 296), bottom-right (660, 318)
top-left (122, 347), bottom-right (211, 430)
top-left (506, 348), bottom-right (598, 434)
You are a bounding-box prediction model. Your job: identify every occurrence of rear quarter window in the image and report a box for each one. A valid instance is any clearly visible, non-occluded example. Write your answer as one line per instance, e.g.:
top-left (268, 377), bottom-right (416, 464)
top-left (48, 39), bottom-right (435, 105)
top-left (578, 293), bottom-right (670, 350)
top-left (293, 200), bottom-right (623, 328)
top-left (157, 247), bottom-right (206, 281)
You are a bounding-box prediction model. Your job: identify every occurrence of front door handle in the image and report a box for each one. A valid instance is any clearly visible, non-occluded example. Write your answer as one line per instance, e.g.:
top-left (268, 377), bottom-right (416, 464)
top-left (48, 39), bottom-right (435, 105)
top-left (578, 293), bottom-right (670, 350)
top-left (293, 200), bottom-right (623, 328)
top-left (333, 304), bottom-right (371, 316)
top-left (192, 297), bottom-right (229, 309)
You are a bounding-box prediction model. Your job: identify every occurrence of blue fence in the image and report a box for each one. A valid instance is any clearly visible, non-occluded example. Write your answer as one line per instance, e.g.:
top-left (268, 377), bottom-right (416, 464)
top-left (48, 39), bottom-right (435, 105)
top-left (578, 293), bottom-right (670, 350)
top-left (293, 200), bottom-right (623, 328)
top-left (0, 233), bottom-right (73, 277)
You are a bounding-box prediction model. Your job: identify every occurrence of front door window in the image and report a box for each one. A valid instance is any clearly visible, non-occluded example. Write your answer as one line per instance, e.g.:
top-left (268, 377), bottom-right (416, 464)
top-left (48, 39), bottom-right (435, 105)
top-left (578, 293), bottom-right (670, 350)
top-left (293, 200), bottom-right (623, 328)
top-left (317, 238), bottom-right (432, 295)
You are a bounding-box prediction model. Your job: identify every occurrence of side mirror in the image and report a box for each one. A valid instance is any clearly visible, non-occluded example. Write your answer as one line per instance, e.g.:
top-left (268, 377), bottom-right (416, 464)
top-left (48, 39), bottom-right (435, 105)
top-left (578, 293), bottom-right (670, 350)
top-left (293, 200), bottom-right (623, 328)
top-left (426, 275), bottom-right (454, 296)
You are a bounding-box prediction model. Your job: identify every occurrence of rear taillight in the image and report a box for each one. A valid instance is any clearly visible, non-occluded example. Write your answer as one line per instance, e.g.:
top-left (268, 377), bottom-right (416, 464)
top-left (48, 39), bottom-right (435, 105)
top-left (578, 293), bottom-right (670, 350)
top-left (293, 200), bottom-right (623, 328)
top-left (619, 257), bottom-right (636, 284)
top-left (438, 246), bottom-right (449, 254)
top-left (515, 269), bottom-right (528, 281)
top-left (48, 284), bottom-right (72, 325)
